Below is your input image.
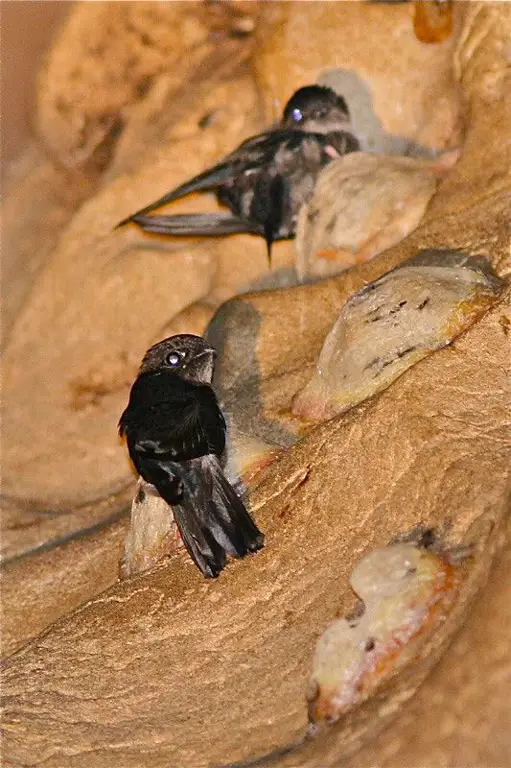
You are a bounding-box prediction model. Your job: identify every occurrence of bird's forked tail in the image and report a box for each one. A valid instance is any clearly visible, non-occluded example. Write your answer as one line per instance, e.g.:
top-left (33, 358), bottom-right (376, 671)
top-left (169, 455), bottom-right (264, 578)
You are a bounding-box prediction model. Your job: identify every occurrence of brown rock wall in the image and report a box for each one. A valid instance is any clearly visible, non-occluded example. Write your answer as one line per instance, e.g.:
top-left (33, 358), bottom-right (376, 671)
top-left (2, 3), bottom-right (510, 767)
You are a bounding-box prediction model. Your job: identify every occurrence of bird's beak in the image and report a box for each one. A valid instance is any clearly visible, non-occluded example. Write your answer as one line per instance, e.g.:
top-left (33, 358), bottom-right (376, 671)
top-left (193, 347), bottom-right (216, 361)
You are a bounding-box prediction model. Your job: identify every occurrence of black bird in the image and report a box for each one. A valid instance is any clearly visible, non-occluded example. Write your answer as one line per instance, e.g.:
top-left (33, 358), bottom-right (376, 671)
top-left (117, 85), bottom-right (359, 258)
top-left (119, 334), bottom-right (264, 578)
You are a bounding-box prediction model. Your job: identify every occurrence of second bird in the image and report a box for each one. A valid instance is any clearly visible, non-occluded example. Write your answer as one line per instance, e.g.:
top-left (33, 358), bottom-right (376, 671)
top-left (119, 334), bottom-right (264, 578)
top-left (118, 85), bottom-right (359, 259)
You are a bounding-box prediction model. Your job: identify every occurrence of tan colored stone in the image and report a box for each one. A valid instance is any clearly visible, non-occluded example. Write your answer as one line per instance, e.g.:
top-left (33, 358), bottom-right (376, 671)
top-left (209, 236), bottom-right (296, 304)
top-left (425, 4), bottom-right (511, 238)
top-left (107, 38), bottom-right (258, 179)
top-left (3, 4), bottom-right (511, 767)
top-left (295, 152), bottom-right (439, 279)
top-left (347, 533), bottom-right (511, 768)
top-left (0, 487), bottom-right (133, 566)
top-left (1, 515), bottom-right (127, 658)
top-left (2, 71), bottom-right (261, 508)
top-left (2, 143), bottom-right (98, 345)
top-left (156, 301), bottom-right (217, 341)
top-left (2, 282), bottom-right (509, 767)
top-left (120, 480), bottom-right (180, 581)
top-left (292, 252), bottom-right (504, 422)
top-left (309, 543), bottom-right (465, 725)
top-left (2, 1), bottom-right (71, 163)
top-left (36, 1), bottom-right (259, 168)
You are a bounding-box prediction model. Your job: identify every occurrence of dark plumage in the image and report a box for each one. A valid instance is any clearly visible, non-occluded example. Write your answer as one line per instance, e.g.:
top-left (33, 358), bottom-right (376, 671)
top-left (119, 334), bottom-right (264, 578)
top-left (117, 85), bottom-right (359, 258)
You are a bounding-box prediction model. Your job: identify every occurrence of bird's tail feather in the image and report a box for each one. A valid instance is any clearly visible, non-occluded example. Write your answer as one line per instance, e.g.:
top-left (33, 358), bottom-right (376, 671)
top-left (252, 173), bottom-right (287, 264)
top-left (170, 456), bottom-right (264, 578)
top-left (116, 162), bottom-right (234, 227)
top-left (126, 212), bottom-right (261, 238)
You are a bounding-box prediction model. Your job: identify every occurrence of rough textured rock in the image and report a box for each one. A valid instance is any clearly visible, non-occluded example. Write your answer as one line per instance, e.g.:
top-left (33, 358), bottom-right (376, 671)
top-left (106, 37), bottom-right (259, 180)
top-left (347, 531), bottom-right (511, 768)
top-left (292, 251), bottom-right (504, 422)
top-left (2, 71), bottom-right (260, 508)
top-left (36, 1), bottom-right (259, 168)
top-left (2, 282), bottom-right (509, 767)
top-left (120, 480), bottom-right (180, 581)
top-left (156, 300), bottom-right (217, 342)
top-left (309, 542), bottom-right (467, 725)
top-left (295, 152), bottom-right (443, 279)
top-left (316, 68), bottom-right (439, 160)
top-left (425, 3), bottom-right (511, 234)
top-left (1, 487), bottom-right (132, 566)
top-left (2, 144), bottom-right (98, 345)
top-left (1, 515), bottom-right (128, 658)
top-left (2, 3), bottom-right (511, 767)
top-left (1, 1), bottom-right (70, 163)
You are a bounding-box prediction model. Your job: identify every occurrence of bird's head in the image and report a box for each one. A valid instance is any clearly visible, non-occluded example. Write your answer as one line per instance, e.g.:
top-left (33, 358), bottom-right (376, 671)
top-left (139, 334), bottom-right (216, 384)
top-left (281, 85), bottom-right (350, 135)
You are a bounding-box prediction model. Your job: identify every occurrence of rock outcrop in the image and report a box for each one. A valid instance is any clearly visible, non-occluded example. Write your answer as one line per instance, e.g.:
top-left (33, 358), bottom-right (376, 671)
top-left (2, 4), bottom-right (510, 767)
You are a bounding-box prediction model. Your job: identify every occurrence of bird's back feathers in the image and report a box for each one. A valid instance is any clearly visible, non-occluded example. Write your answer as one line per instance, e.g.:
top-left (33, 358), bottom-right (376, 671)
top-left (119, 369), bottom-right (226, 462)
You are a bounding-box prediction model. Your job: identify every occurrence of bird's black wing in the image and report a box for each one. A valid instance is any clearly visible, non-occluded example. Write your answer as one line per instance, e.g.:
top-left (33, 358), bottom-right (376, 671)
top-left (129, 211), bottom-right (262, 237)
top-left (117, 128), bottom-right (359, 259)
top-left (116, 161), bottom-right (236, 227)
top-left (220, 130), bottom-right (329, 249)
top-left (217, 130), bottom-right (310, 252)
top-left (172, 454), bottom-right (264, 578)
top-left (116, 130), bottom-right (286, 228)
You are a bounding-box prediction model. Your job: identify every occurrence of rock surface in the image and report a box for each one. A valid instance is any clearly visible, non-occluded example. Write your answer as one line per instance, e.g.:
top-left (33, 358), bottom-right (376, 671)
top-left (309, 542), bottom-right (466, 725)
top-left (345, 532), bottom-right (511, 768)
top-left (37, 1), bottom-right (259, 169)
top-left (292, 250), bottom-right (504, 422)
top-left (295, 152), bottom-right (440, 279)
top-left (2, 279), bottom-right (509, 767)
top-left (2, 144), bottom-right (98, 345)
top-left (2, 3), bottom-right (510, 768)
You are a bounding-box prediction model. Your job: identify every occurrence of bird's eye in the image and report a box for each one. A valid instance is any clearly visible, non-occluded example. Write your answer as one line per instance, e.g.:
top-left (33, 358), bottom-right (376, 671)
top-left (166, 352), bottom-right (182, 367)
top-left (291, 108), bottom-right (303, 123)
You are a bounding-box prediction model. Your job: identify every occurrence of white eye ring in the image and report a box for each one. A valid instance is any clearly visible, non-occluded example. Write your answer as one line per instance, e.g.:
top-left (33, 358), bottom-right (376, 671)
top-left (291, 107), bottom-right (303, 123)
top-left (166, 352), bottom-right (181, 366)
